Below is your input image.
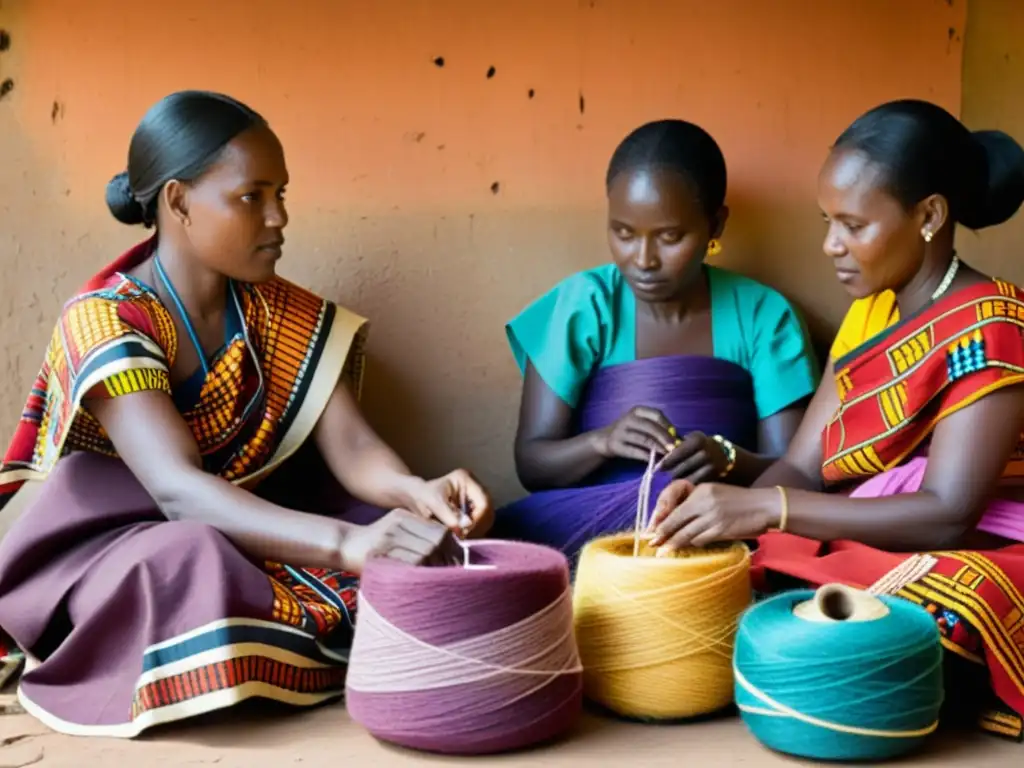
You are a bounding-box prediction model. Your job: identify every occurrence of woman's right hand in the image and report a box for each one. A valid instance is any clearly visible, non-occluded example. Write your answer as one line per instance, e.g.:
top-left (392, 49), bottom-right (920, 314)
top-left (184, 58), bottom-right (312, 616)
top-left (339, 509), bottom-right (460, 575)
top-left (593, 406), bottom-right (678, 463)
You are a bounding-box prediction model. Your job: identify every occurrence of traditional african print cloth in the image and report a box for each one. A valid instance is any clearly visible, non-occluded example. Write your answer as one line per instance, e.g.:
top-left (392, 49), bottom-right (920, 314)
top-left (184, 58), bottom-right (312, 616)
top-left (754, 278), bottom-right (1024, 741)
top-left (0, 238), bottom-right (381, 737)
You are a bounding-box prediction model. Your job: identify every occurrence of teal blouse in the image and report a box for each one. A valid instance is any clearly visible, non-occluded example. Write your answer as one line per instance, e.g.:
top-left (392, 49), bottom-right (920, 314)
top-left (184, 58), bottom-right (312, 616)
top-left (506, 264), bottom-right (819, 418)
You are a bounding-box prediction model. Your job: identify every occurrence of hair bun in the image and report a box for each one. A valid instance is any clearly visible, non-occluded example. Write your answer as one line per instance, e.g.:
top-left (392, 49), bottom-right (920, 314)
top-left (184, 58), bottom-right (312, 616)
top-left (105, 171), bottom-right (147, 226)
top-left (962, 130), bottom-right (1024, 229)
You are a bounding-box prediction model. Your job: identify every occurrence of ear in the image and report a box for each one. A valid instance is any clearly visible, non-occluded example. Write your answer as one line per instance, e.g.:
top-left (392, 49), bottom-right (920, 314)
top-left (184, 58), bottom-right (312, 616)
top-left (917, 193), bottom-right (949, 242)
top-left (710, 205), bottom-right (730, 239)
top-left (161, 180), bottom-right (190, 227)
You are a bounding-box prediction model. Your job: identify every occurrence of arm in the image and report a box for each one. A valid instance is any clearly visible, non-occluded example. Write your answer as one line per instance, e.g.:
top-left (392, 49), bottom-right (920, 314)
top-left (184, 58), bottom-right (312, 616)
top-left (651, 382), bottom-right (1024, 552)
top-left (757, 385), bottom-right (1024, 550)
top-left (720, 405), bottom-right (808, 485)
top-left (512, 363), bottom-right (677, 491)
top-left (313, 379), bottom-right (491, 532)
top-left (313, 380), bottom-right (426, 512)
top-left (752, 358), bottom-right (839, 491)
top-left (513, 363), bottom-right (609, 491)
top-left (89, 391), bottom-right (354, 568)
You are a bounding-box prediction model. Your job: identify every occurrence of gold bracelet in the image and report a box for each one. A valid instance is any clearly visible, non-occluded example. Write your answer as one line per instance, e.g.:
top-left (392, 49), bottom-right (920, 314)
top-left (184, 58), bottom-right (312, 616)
top-left (774, 485), bottom-right (789, 532)
top-left (711, 434), bottom-right (737, 478)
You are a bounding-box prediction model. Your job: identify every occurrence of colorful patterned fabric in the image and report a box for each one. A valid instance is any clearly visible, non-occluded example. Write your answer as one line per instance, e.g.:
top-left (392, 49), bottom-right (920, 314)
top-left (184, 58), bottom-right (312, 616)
top-left (753, 534), bottom-right (1024, 741)
top-left (0, 238), bottom-right (368, 502)
top-left (754, 277), bottom-right (1024, 741)
top-left (0, 239), bottom-right (381, 736)
top-left (822, 279), bottom-right (1024, 485)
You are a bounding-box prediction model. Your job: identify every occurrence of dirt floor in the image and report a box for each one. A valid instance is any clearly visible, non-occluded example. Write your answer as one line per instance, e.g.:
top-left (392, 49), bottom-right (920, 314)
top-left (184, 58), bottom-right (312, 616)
top-left (0, 696), bottom-right (1018, 768)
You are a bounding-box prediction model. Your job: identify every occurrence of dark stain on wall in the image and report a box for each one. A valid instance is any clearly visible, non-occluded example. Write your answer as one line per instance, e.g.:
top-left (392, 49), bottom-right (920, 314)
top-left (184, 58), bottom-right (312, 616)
top-left (490, 181), bottom-right (501, 194)
top-left (486, 65), bottom-right (496, 79)
top-left (579, 92), bottom-right (586, 114)
top-left (433, 56), bottom-right (445, 67)
top-left (528, 88), bottom-right (535, 99)
top-left (0, 79), bottom-right (14, 101)
top-left (0, 30), bottom-right (10, 52)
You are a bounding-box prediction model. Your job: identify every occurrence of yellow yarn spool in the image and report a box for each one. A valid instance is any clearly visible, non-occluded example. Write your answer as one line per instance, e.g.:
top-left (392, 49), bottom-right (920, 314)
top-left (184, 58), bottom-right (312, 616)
top-left (572, 534), bottom-right (751, 720)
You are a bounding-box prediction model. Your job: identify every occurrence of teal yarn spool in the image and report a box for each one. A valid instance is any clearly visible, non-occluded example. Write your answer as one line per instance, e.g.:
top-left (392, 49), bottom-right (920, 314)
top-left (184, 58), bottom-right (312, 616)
top-left (734, 584), bottom-right (943, 761)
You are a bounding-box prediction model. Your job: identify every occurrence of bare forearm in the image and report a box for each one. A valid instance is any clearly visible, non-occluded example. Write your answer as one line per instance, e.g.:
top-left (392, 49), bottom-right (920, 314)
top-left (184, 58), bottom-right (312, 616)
top-left (750, 486), bottom-right (972, 550)
top-left (159, 469), bottom-right (350, 568)
top-left (515, 432), bottom-right (608, 491)
top-left (324, 439), bottom-right (425, 510)
top-left (752, 458), bottom-right (824, 491)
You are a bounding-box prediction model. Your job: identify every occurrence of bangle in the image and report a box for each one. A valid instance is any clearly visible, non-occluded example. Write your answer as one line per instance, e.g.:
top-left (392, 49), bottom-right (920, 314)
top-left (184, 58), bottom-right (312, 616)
top-left (711, 434), bottom-right (737, 478)
top-left (774, 485), bottom-right (789, 532)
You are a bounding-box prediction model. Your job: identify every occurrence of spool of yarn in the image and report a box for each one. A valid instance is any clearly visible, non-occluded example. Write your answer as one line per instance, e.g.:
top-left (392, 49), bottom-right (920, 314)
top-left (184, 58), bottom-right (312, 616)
top-left (572, 534), bottom-right (751, 720)
top-left (734, 584), bottom-right (944, 761)
top-left (346, 540), bottom-right (583, 755)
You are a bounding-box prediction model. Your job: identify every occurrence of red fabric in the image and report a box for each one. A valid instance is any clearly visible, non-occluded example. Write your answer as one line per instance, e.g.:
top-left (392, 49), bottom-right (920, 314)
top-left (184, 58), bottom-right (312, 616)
top-left (753, 531), bottom-right (1024, 720)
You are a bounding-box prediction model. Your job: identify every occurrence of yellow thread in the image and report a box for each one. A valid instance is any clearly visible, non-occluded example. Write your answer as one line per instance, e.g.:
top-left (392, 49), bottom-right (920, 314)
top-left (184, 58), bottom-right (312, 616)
top-left (572, 535), bottom-right (750, 720)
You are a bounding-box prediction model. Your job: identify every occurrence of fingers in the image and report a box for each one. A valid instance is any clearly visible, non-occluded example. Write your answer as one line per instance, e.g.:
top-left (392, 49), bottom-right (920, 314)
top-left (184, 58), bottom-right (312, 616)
top-left (670, 448), bottom-right (713, 481)
top-left (417, 491), bottom-right (462, 530)
top-left (377, 512), bottom-right (458, 565)
top-left (627, 413), bottom-right (676, 452)
top-left (454, 470), bottom-right (493, 523)
top-left (648, 480), bottom-right (694, 530)
top-left (632, 407), bottom-right (675, 434)
top-left (659, 432), bottom-right (705, 470)
top-left (649, 503), bottom-right (699, 549)
top-left (658, 516), bottom-right (718, 555)
top-left (677, 463), bottom-right (717, 486)
top-left (620, 422), bottom-right (674, 456)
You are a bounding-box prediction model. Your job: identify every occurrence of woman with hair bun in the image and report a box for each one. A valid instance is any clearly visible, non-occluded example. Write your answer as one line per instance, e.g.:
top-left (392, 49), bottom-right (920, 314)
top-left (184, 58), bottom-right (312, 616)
top-left (0, 91), bottom-right (491, 736)
top-left (651, 99), bottom-right (1024, 736)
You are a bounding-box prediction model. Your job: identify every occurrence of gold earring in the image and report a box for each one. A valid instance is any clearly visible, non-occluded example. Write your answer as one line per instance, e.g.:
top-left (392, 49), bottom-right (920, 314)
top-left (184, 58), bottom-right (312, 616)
top-left (922, 229), bottom-right (933, 243)
top-left (706, 238), bottom-right (722, 258)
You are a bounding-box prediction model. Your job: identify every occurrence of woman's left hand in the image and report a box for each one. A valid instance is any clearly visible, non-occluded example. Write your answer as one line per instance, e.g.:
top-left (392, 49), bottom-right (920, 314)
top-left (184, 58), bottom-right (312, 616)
top-left (406, 469), bottom-right (494, 538)
top-left (646, 480), bottom-right (774, 553)
top-left (659, 431), bottom-right (730, 484)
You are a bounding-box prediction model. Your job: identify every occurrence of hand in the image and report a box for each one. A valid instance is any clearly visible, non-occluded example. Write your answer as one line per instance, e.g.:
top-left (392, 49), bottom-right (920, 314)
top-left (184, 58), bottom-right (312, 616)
top-left (646, 480), bottom-right (774, 553)
top-left (594, 406), bottom-right (677, 463)
top-left (340, 509), bottom-right (460, 574)
top-left (406, 469), bottom-right (494, 537)
top-left (660, 431), bottom-right (730, 483)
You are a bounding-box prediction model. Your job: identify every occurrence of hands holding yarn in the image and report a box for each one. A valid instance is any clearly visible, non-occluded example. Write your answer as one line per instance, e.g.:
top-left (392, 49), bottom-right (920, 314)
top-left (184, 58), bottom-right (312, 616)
top-left (594, 406), bottom-right (678, 462)
top-left (595, 408), bottom-right (728, 483)
top-left (341, 509), bottom-right (462, 573)
top-left (647, 480), bottom-right (773, 552)
top-left (658, 430), bottom-right (731, 483)
top-left (406, 469), bottom-right (494, 538)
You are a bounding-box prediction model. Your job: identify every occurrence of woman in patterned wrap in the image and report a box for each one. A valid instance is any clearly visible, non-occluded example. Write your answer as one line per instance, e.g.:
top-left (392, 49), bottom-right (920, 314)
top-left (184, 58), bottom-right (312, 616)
top-left (649, 100), bottom-right (1024, 739)
top-left (0, 91), bottom-right (492, 737)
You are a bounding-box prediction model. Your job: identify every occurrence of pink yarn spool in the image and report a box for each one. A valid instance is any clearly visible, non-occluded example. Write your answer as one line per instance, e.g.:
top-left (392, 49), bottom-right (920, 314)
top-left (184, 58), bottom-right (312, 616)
top-left (346, 540), bottom-right (583, 754)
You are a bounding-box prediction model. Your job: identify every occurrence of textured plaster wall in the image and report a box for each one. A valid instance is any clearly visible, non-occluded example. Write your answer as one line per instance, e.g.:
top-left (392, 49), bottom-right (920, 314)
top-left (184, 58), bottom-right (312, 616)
top-left (0, 0), bottom-right (966, 502)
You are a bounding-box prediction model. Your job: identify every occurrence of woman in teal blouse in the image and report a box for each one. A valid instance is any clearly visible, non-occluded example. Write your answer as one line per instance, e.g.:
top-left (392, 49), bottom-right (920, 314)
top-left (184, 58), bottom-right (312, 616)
top-left (494, 119), bottom-right (820, 559)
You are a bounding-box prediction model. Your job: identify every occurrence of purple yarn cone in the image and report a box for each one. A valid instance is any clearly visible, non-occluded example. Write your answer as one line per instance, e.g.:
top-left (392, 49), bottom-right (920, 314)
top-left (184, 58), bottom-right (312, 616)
top-left (346, 541), bottom-right (583, 754)
top-left (494, 355), bottom-right (758, 559)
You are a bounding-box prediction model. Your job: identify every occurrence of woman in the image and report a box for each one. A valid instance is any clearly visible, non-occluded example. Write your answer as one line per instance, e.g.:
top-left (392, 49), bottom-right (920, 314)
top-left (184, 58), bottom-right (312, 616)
top-left (0, 91), bottom-right (492, 737)
top-left (494, 120), bottom-right (820, 560)
top-left (650, 100), bottom-right (1024, 739)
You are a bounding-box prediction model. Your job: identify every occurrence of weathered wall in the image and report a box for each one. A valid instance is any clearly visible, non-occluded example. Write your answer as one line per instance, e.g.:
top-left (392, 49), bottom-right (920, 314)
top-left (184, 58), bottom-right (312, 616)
top-left (0, 0), bottom-right (965, 502)
top-left (958, 0), bottom-right (1024, 280)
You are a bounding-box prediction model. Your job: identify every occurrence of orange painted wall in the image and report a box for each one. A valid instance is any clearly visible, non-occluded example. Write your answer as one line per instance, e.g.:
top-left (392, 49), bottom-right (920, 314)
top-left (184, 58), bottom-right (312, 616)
top-left (0, 0), bottom-right (965, 501)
